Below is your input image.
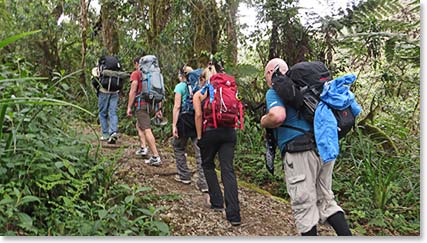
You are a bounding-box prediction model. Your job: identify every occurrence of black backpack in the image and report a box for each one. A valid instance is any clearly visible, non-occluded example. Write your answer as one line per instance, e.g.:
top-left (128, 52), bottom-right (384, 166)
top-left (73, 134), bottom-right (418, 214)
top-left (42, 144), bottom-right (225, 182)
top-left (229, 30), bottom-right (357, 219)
top-left (272, 61), bottom-right (355, 139)
top-left (98, 56), bottom-right (127, 92)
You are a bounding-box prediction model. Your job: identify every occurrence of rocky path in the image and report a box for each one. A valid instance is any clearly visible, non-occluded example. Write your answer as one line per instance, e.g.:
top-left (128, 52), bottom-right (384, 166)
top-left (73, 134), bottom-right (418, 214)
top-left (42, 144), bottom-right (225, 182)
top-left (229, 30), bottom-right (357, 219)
top-left (99, 133), bottom-right (336, 236)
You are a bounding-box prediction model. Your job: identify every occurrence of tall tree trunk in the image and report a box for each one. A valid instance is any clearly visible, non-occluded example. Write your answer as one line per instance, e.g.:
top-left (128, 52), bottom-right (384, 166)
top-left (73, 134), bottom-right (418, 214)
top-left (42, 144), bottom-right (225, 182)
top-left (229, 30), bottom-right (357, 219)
top-left (147, 0), bottom-right (172, 51)
top-left (226, 0), bottom-right (238, 66)
top-left (192, 0), bottom-right (222, 67)
top-left (37, 4), bottom-right (63, 77)
top-left (100, 2), bottom-right (119, 55)
top-left (268, 21), bottom-right (279, 60)
top-left (80, 0), bottom-right (89, 84)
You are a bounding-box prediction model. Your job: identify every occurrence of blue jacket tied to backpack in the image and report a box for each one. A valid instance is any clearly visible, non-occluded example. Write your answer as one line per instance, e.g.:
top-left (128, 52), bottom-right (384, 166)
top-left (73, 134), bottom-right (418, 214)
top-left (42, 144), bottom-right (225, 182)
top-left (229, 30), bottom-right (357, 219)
top-left (314, 74), bottom-right (362, 163)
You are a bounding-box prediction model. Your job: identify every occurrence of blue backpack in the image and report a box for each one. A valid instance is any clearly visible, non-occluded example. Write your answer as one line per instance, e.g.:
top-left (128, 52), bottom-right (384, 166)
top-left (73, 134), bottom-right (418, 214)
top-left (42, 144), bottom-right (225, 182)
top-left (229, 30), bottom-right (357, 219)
top-left (181, 68), bottom-right (203, 113)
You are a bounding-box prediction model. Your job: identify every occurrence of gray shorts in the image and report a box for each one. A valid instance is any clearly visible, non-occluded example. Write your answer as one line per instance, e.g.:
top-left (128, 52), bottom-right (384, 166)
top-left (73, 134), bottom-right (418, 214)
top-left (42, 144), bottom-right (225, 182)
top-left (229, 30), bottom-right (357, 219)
top-left (283, 150), bottom-right (344, 233)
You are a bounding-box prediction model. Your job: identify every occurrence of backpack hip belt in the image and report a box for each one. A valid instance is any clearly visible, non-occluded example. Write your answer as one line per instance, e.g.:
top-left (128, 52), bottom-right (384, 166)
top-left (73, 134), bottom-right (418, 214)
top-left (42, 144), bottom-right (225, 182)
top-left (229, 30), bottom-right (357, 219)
top-left (284, 133), bottom-right (316, 153)
top-left (282, 125), bottom-right (316, 153)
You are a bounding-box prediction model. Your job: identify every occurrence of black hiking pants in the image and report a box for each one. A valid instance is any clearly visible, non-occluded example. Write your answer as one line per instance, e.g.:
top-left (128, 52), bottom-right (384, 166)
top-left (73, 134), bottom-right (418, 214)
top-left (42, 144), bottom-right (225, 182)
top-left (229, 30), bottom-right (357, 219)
top-left (198, 127), bottom-right (241, 222)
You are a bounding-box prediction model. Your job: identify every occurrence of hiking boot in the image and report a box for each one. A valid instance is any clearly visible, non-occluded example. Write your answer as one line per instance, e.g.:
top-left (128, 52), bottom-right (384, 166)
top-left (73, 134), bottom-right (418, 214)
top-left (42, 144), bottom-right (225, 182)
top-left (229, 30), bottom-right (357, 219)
top-left (144, 156), bottom-right (161, 166)
top-left (174, 175), bottom-right (191, 184)
top-left (107, 132), bottom-right (118, 144)
top-left (135, 147), bottom-right (148, 156)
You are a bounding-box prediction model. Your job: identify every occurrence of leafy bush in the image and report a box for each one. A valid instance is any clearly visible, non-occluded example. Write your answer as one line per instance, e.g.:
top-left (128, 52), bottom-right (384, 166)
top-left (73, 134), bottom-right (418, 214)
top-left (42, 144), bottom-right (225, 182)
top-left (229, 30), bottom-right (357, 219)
top-left (0, 33), bottom-right (169, 236)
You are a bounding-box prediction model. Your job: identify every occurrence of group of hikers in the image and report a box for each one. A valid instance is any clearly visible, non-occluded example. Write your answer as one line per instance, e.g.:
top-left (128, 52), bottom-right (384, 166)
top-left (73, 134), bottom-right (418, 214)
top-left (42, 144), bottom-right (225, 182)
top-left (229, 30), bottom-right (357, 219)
top-left (91, 51), bottom-right (360, 236)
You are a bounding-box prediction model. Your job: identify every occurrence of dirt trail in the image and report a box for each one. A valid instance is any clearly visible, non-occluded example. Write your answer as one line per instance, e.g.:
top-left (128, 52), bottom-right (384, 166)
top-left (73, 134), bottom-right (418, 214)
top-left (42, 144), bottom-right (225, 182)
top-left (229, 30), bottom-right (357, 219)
top-left (99, 132), bottom-right (336, 236)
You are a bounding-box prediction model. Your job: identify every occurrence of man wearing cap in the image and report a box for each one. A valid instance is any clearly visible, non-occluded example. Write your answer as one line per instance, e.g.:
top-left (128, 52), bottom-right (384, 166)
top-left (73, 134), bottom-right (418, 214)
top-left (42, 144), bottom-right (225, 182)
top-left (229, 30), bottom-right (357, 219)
top-left (260, 58), bottom-right (352, 236)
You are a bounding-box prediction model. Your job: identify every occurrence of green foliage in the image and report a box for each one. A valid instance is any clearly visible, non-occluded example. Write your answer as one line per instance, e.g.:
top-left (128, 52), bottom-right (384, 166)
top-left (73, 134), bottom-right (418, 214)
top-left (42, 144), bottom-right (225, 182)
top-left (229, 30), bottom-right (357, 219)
top-left (0, 34), bottom-right (170, 236)
top-left (335, 127), bottom-right (419, 235)
top-left (0, 0), bottom-right (420, 236)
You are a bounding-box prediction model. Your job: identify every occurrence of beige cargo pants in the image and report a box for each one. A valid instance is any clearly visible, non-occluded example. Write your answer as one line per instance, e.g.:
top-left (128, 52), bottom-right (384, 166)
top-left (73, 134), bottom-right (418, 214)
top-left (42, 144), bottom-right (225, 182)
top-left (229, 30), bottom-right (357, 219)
top-left (283, 150), bottom-right (344, 234)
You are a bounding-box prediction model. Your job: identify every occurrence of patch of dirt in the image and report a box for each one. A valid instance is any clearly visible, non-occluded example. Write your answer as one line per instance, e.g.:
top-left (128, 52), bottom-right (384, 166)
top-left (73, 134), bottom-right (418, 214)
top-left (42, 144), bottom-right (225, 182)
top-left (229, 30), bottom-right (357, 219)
top-left (93, 131), bottom-right (338, 236)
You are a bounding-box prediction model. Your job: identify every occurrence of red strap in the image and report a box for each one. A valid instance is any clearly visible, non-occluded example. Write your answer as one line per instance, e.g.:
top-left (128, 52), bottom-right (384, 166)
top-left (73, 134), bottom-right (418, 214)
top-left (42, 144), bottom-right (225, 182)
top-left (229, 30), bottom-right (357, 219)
top-left (238, 102), bottom-right (244, 130)
top-left (212, 100), bottom-right (217, 128)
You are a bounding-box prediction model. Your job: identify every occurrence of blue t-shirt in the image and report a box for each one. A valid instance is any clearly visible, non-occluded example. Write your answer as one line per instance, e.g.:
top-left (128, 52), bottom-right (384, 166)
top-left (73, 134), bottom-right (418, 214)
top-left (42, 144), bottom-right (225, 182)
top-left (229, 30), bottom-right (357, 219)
top-left (266, 88), bottom-right (312, 154)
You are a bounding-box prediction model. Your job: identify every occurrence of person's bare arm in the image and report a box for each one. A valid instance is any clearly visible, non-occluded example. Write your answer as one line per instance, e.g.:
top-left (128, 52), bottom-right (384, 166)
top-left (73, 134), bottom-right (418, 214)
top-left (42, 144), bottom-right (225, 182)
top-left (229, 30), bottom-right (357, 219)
top-left (194, 91), bottom-right (207, 140)
top-left (172, 93), bottom-right (181, 138)
top-left (127, 80), bottom-right (138, 117)
top-left (155, 101), bottom-right (163, 118)
top-left (260, 106), bottom-right (286, 128)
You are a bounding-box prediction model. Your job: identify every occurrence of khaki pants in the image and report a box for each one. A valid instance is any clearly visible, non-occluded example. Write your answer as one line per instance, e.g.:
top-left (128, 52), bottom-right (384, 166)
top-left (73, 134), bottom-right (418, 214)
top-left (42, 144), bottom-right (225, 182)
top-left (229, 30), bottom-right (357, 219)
top-left (283, 150), bottom-right (343, 234)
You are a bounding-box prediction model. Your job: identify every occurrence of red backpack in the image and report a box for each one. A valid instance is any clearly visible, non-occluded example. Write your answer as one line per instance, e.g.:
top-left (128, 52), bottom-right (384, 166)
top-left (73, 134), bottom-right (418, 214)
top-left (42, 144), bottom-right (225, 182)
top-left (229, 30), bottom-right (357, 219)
top-left (203, 73), bottom-right (244, 130)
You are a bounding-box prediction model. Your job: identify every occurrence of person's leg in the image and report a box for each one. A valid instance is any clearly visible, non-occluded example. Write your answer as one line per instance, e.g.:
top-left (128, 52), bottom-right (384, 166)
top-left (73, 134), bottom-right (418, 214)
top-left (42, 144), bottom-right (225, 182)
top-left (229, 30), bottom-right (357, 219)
top-left (217, 128), bottom-right (240, 224)
top-left (135, 108), bottom-right (160, 163)
top-left (199, 130), bottom-right (223, 209)
top-left (301, 226), bottom-right (317, 236)
top-left (134, 120), bottom-right (148, 155)
top-left (108, 92), bottom-right (119, 135)
top-left (327, 212), bottom-right (352, 236)
top-left (191, 137), bottom-right (208, 191)
top-left (98, 92), bottom-right (109, 138)
top-left (136, 121), bottom-right (147, 148)
top-left (316, 158), bottom-right (351, 236)
top-left (283, 151), bottom-right (319, 235)
top-left (144, 129), bottom-right (159, 156)
top-left (173, 136), bottom-right (192, 181)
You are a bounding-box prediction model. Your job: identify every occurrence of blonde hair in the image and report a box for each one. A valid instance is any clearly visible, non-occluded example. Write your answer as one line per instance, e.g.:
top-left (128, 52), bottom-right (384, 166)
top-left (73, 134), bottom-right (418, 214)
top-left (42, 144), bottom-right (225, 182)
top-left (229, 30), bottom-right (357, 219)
top-left (183, 65), bottom-right (193, 74)
top-left (200, 65), bottom-right (217, 86)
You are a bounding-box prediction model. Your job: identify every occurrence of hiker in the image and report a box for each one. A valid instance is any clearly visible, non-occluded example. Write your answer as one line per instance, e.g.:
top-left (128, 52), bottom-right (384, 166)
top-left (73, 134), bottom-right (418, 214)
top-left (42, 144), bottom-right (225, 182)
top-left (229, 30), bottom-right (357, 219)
top-left (260, 58), bottom-right (352, 236)
top-left (193, 65), bottom-right (242, 226)
top-left (172, 65), bottom-right (208, 192)
top-left (95, 55), bottom-right (126, 144)
top-left (127, 56), bottom-right (162, 166)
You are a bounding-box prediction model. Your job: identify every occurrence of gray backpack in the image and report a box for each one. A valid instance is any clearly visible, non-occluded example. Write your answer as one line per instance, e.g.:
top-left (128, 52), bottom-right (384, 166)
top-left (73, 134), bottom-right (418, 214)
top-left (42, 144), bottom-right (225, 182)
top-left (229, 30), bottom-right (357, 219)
top-left (137, 55), bottom-right (165, 106)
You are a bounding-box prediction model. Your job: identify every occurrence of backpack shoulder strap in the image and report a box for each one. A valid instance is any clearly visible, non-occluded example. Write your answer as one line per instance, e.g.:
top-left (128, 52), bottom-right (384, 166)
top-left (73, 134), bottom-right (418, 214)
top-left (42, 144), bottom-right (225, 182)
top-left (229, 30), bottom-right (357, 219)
top-left (186, 81), bottom-right (194, 97)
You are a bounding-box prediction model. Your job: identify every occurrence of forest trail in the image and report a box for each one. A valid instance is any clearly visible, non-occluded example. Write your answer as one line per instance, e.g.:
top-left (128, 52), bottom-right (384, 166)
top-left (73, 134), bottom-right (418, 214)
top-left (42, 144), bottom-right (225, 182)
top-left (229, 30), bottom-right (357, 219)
top-left (94, 130), bottom-right (337, 236)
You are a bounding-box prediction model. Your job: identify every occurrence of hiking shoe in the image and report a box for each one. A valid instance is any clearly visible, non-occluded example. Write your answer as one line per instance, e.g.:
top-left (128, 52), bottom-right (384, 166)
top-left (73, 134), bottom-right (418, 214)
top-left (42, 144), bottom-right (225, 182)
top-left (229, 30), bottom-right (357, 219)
top-left (135, 147), bottom-right (148, 156)
top-left (229, 220), bottom-right (241, 226)
top-left (211, 207), bottom-right (225, 212)
top-left (144, 156), bottom-right (161, 166)
top-left (107, 132), bottom-right (118, 144)
top-left (100, 135), bottom-right (109, 141)
top-left (195, 183), bottom-right (209, 193)
top-left (174, 175), bottom-right (191, 184)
